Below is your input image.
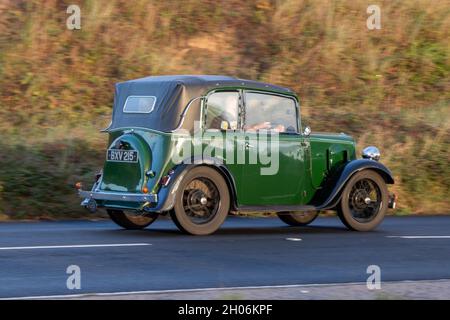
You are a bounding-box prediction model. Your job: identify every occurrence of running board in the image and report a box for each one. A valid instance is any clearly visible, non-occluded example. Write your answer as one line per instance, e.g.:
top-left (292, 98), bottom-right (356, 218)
top-left (237, 205), bottom-right (317, 213)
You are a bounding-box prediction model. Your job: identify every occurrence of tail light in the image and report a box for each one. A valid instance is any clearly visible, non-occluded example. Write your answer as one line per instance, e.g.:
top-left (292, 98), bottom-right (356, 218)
top-left (159, 170), bottom-right (175, 187)
top-left (159, 175), bottom-right (171, 187)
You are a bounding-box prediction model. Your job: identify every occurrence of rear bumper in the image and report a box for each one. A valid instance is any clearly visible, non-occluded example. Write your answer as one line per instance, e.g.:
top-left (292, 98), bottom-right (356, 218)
top-left (78, 189), bottom-right (158, 212)
top-left (78, 189), bottom-right (157, 203)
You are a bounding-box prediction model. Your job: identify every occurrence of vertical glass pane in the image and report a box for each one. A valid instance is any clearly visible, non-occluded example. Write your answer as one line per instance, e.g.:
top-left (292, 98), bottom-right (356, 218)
top-left (205, 92), bottom-right (239, 130)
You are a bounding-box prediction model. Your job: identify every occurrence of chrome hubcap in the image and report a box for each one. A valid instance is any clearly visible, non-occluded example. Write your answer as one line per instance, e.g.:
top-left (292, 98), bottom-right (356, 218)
top-left (182, 178), bottom-right (220, 225)
top-left (349, 178), bottom-right (382, 223)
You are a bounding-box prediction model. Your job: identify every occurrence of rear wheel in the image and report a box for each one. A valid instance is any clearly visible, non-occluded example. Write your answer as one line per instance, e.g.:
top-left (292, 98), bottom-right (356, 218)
top-left (170, 166), bottom-right (230, 235)
top-left (277, 211), bottom-right (319, 226)
top-left (337, 170), bottom-right (388, 231)
top-left (107, 209), bottom-right (158, 230)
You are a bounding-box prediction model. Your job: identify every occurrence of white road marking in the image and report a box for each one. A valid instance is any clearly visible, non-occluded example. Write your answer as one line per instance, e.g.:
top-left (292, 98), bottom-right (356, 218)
top-left (387, 236), bottom-right (450, 239)
top-left (3, 279), bottom-right (450, 300)
top-left (0, 243), bottom-right (151, 251)
top-left (286, 238), bottom-right (302, 241)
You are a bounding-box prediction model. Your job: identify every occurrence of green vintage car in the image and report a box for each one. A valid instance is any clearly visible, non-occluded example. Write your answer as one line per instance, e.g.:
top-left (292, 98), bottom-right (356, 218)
top-left (77, 75), bottom-right (396, 235)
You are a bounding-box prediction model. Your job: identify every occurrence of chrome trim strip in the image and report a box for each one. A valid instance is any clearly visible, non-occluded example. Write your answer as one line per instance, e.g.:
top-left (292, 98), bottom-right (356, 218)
top-left (171, 96), bottom-right (205, 132)
top-left (79, 190), bottom-right (157, 203)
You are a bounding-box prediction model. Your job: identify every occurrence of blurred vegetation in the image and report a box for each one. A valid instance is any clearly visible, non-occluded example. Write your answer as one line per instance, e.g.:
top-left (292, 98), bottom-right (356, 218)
top-left (0, 0), bottom-right (448, 218)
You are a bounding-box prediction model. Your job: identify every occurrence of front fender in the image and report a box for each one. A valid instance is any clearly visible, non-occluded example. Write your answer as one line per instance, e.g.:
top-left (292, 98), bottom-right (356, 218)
top-left (312, 159), bottom-right (394, 209)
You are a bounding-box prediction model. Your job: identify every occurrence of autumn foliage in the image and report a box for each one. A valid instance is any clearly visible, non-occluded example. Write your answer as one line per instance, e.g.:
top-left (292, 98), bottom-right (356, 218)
top-left (0, 0), bottom-right (448, 217)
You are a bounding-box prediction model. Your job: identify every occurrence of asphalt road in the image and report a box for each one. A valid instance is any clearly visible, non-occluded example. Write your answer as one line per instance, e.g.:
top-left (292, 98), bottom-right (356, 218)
top-left (1, 215), bottom-right (450, 299)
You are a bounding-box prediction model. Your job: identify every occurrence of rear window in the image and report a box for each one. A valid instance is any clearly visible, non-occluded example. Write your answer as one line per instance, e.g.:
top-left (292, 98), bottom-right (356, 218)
top-left (123, 96), bottom-right (157, 113)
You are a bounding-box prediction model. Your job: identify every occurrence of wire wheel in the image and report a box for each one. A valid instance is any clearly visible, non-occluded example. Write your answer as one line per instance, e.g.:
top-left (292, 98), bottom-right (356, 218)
top-left (277, 211), bottom-right (319, 226)
top-left (348, 178), bottom-right (382, 223)
top-left (170, 166), bottom-right (230, 235)
top-left (337, 170), bottom-right (388, 232)
top-left (107, 209), bottom-right (158, 230)
top-left (182, 177), bottom-right (220, 225)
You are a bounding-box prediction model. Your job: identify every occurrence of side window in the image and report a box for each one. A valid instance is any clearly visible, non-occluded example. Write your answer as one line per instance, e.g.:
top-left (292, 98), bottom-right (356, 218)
top-left (244, 92), bottom-right (298, 133)
top-left (205, 91), bottom-right (239, 130)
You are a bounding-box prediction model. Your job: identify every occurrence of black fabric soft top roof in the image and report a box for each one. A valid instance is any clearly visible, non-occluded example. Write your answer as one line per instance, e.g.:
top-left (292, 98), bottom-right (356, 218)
top-left (109, 75), bottom-right (295, 132)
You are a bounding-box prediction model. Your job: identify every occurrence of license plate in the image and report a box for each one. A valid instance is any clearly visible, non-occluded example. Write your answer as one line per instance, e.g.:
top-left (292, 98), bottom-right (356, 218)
top-left (107, 149), bottom-right (138, 163)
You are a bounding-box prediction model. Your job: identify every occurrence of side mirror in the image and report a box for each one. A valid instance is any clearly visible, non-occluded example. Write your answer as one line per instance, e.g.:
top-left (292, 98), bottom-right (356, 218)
top-left (303, 126), bottom-right (311, 137)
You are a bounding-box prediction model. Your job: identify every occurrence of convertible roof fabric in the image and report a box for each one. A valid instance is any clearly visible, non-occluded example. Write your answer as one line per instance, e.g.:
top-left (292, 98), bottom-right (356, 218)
top-left (109, 75), bottom-right (294, 132)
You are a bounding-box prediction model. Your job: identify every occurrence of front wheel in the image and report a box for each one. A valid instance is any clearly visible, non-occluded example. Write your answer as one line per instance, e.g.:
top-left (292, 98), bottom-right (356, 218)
top-left (107, 209), bottom-right (158, 230)
top-left (337, 170), bottom-right (388, 231)
top-left (170, 166), bottom-right (230, 235)
top-left (277, 211), bottom-right (319, 226)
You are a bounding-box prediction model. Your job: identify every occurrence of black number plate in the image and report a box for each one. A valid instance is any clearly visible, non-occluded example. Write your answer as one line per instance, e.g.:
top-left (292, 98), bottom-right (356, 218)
top-left (107, 149), bottom-right (138, 163)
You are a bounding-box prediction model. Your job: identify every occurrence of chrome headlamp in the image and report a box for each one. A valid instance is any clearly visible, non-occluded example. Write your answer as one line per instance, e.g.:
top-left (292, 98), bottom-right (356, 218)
top-left (362, 146), bottom-right (381, 161)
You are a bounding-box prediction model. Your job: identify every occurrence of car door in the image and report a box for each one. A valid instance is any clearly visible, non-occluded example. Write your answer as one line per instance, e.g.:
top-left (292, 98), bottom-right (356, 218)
top-left (202, 90), bottom-right (242, 185)
top-left (239, 91), bottom-right (307, 206)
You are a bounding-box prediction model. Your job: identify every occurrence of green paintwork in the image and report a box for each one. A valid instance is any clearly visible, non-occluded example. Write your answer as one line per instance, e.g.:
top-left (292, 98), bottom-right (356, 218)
top-left (96, 86), bottom-right (357, 211)
top-left (306, 133), bottom-right (356, 202)
top-left (239, 132), bottom-right (306, 205)
top-left (96, 128), bottom-right (174, 209)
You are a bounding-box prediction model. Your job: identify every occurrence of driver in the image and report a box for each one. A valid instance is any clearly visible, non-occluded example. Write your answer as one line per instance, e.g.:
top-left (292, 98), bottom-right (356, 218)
top-left (245, 122), bottom-right (285, 132)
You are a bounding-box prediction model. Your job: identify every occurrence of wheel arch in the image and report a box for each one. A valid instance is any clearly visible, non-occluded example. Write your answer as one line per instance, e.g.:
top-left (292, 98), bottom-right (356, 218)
top-left (313, 159), bottom-right (394, 210)
top-left (157, 157), bottom-right (238, 212)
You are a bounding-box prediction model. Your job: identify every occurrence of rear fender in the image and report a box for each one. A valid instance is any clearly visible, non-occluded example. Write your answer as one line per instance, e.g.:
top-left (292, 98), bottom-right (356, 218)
top-left (154, 156), bottom-right (238, 212)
